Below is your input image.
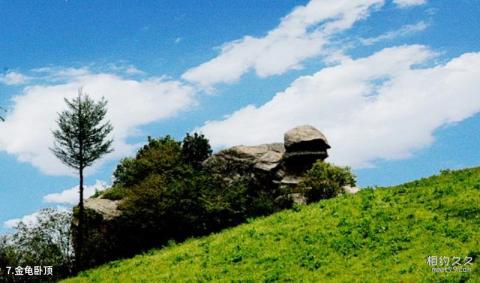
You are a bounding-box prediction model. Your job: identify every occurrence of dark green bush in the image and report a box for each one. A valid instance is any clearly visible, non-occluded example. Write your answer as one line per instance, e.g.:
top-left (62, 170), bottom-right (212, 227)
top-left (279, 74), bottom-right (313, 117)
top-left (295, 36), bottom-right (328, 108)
top-left (182, 132), bottom-right (212, 168)
top-left (299, 161), bottom-right (356, 203)
top-left (112, 135), bottom-right (183, 187)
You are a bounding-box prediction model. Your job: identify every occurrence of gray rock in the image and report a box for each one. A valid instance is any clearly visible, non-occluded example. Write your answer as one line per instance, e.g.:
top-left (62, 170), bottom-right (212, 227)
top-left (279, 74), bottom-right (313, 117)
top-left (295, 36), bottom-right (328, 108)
top-left (222, 143), bottom-right (284, 163)
top-left (343, 185), bottom-right (360, 194)
top-left (283, 125), bottom-right (330, 173)
top-left (280, 175), bottom-right (302, 186)
top-left (203, 125), bottom-right (337, 212)
top-left (289, 193), bottom-right (307, 205)
top-left (204, 143), bottom-right (285, 174)
top-left (284, 125), bottom-right (330, 151)
top-left (84, 198), bottom-right (122, 220)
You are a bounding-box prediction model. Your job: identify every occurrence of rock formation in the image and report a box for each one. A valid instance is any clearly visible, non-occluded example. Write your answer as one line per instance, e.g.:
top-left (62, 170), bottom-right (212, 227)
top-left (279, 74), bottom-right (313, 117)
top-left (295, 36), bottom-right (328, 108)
top-left (84, 198), bottom-right (121, 220)
top-left (283, 125), bottom-right (330, 173)
top-left (85, 125), bottom-right (331, 222)
top-left (75, 125), bottom-right (335, 268)
top-left (203, 125), bottom-right (331, 204)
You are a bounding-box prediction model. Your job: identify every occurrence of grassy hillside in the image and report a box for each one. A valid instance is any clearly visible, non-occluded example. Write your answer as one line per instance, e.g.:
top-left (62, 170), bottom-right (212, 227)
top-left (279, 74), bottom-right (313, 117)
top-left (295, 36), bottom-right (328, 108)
top-left (64, 167), bottom-right (480, 282)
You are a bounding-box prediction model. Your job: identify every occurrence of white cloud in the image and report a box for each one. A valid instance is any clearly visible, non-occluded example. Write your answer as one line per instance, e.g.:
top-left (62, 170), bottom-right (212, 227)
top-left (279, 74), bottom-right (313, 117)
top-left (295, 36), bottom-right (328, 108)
top-left (360, 21), bottom-right (429, 45)
top-left (3, 207), bottom-right (69, 229)
top-left (0, 71), bottom-right (31, 85)
top-left (0, 69), bottom-right (195, 175)
top-left (4, 211), bottom-right (40, 229)
top-left (125, 66), bottom-right (145, 75)
top-left (198, 45), bottom-right (480, 168)
top-left (182, 0), bottom-right (384, 89)
top-left (43, 180), bottom-right (108, 205)
top-left (393, 0), bottom-right (427, 8)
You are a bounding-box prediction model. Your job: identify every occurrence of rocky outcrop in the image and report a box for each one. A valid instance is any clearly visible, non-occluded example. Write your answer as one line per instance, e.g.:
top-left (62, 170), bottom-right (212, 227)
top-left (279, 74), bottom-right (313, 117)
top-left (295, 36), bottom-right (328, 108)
top-left (203, 125), bottom-right (331, 204)
top-left (283, 125), bottom-right (330, 174)
top-left (84, 198), bottom-right (122, 221)
top-left (204, 143), bottom-right (285, 174)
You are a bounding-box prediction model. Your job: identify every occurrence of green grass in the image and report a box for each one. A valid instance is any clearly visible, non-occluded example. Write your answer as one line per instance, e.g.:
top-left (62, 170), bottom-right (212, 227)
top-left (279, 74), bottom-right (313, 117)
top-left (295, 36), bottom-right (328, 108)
top-left (64, 167), bottom-right (480, 282)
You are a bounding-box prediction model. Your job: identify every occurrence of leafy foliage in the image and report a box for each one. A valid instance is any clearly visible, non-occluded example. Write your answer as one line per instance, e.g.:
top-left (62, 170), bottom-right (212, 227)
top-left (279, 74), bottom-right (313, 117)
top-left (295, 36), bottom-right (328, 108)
top-left (112, 135), bottom-right (182, 188)
top-left (0, 209), bottom-right (74, 282)
top-left (64, 167), bottom-right (480, 283)
top-left (181, 132), bottom-right (212, 168)
top-left (100, 186), bottom-right (128, 200)
top-left (51, 89), bottom-right (113, 170)
top-left (299, 161), bottom-right (356, 203)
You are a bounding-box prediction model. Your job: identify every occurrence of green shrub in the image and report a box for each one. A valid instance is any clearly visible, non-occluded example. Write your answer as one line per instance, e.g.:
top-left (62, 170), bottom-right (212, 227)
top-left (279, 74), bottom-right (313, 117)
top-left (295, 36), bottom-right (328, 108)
top-left (120, 172), bottom-right (204, 247)
top-left (299, 161), bottom-right (356, 203)
top-left (101, 186), bottom-right (129, 200)
top-left (112, 135), bottom-right (183, 187)
top-left (181, 132), bottom-right (212, 168)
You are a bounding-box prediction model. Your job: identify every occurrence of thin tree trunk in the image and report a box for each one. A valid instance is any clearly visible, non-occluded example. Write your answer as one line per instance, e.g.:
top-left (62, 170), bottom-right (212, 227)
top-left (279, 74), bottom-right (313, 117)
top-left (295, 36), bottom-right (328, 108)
top-left (77, 92), bottom-right (84, 271)
top-left (78, 166), bottom-right (84, 270)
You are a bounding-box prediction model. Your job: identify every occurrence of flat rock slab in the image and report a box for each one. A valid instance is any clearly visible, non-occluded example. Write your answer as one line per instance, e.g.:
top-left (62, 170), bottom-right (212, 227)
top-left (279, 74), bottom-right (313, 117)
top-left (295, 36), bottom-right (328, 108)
top-left (85, 198), bottom-right (122, 220)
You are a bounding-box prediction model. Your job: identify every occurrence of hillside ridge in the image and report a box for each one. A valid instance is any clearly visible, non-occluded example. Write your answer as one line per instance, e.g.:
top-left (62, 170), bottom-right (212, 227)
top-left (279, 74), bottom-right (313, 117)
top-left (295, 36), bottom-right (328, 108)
top-left (64, 167), bottom-right (480, 282)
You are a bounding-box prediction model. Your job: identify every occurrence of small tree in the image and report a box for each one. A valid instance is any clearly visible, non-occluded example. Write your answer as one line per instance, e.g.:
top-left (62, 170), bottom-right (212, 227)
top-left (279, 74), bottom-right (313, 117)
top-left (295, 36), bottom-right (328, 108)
top-left (51, 89), bottom-right (113, 269)
top-left (299, 161), bottom-right (356, 203)
top-left (181, 132), bottom-right (212, 169)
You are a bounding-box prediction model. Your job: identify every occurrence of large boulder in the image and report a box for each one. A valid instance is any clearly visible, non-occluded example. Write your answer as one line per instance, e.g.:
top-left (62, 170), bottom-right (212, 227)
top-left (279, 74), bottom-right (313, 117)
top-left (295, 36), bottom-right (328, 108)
top-left (283, 125), bottom-right (330, 174)
top-left (284, 125), bottom-right (330, 151)
top-left (84, 198), bottom-right (122, 221)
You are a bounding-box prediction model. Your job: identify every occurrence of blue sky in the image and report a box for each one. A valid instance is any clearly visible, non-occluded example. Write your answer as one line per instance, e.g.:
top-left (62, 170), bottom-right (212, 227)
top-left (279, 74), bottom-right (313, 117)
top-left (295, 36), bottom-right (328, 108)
top-left (0, 0), bottom-right (479, 232)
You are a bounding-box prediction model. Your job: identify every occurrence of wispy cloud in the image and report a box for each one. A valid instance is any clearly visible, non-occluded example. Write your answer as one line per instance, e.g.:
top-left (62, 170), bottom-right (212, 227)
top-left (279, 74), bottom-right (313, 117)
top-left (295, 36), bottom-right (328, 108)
top-left (360, 21), bottom-right (429, 45)
top-left (0, 71), bottom-right (31, 85)
top-left (393, 0), bottom-right (427, 8)
top-left (182, 0), bottom-right (385, 89)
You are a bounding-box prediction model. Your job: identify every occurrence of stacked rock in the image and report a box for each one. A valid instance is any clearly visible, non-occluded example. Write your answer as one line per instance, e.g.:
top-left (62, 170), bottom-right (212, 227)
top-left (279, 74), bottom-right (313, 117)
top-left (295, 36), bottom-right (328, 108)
top-left (202, 125), bottom-right (331, 204)
top-left (282, 125), bottom-right (330, 174)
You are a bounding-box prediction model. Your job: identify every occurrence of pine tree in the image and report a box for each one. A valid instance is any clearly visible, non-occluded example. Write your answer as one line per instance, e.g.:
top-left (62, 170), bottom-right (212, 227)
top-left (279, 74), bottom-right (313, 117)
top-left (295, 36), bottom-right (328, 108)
top-left (51, 88), bottom-right (113, 269)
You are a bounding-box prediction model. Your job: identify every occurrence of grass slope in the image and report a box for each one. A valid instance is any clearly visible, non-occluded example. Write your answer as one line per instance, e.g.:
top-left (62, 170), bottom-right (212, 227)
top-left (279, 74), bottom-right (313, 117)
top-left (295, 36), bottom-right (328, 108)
top-left (64, 168), bottom-right (480, 282)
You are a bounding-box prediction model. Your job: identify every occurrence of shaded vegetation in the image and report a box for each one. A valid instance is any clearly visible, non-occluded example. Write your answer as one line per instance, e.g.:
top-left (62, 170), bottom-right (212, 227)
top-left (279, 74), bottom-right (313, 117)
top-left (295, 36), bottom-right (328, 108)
top-left (65, 167), bottom-right (480, 282)
top-left (80, 134), bottom-right (289, 269)
top-left (0, 209), bottom-right (74, 282)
